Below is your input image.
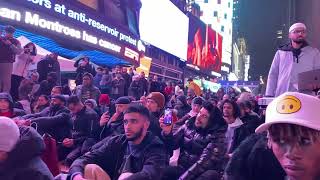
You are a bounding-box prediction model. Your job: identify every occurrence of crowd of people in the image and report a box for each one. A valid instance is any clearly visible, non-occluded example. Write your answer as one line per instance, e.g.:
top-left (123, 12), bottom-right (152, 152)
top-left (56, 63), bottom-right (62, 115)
top-left (2, 23), bottom-right (320, 180)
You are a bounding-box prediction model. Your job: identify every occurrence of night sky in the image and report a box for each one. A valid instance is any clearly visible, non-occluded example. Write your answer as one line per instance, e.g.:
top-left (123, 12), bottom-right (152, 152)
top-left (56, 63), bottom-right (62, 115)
top-left (239, 0), bottom-right (289, 80)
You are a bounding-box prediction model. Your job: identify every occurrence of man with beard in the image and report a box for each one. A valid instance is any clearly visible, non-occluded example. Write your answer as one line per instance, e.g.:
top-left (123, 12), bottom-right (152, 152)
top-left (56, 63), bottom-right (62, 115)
top-left (22, 95), bottom-right (72, 160)
top-left (266, 23), bottom-right (320, 97)
top-left (69, 104), bottom-right (168, 180)
top-left (75, 73), bottom-right (101, 103)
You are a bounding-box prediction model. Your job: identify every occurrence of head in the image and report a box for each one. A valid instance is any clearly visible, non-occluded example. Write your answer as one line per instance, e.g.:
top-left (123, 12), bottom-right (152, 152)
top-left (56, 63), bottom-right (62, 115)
top-left (221, 99), bottom-right (241, 123)
top-left (0, 93), bottom-right (13, 112)
top-left (223, 94), bottom-right (230, 101)
top-left (49, 53), bottom-right (58, 60)
top-left (195, 101), bottom-right (226, 129)
top-left (50, 95), bottom-right (66, 110)
top-left (129, 67), bottom-right (134, 74)
top-left (23, 42), bottom-right (37, 56)
top-left (256, 92), bottom-right (320, 180)
top-left (146, 92), bottom-right (165, 113)
top-left (187, 89), bottom-right (195, 98)
top-left (209, 98), bottom-right (218, 107)
top-left (140, 71), bottom-right (145, 78)
top-left (82, 73), bottom-right (93, 86)
top-left (37, 95), bottom-right (50, 106)
top-left (122, 67), bottom-right (128, 73)
top-left (0, 117), bottom-right (20, 162)
top-left (84, 99), bottom-right (97, 110)
top-left (4, 25), bottom-right (15, 38)
top-left (115, 73), bottom-right (122, 80)
top-left (67, 95), bottom-right (84, 114)
top-left (80, 57), bottom-right (89, 67)
top-left (47, 72), bottom-right (57, 84)
top-left (192, 97), bottom-right (203, 113)
top-left (115, 65), bottom-right (121, 73)
top-left (30, 72), bottom-right (39, 82)
top-left (51, 86), bottom-right (62, 96)
top-left (153, 75), bottom-right (158, 81)
top-left (123, 105), bottom-right (150, 144)
top-left (289, 23), bottom-right (307, 44)
top-left (115, 97), bottom-right (131, 113)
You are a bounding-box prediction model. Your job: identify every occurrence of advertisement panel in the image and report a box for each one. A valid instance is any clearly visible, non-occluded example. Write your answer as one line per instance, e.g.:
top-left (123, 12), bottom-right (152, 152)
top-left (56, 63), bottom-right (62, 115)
top-left (187, 14), bottom-right (223, 75)
top-left (139, 0), bottom-right (189, 60)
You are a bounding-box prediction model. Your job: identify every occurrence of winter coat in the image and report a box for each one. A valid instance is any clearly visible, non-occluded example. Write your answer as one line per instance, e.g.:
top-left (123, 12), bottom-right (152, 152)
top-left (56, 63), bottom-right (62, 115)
top-left (71, 106), bottom-right (99, 146)
top-left (0, 36), bottom-right (22, 63)
top-left (111, 78), bottom-right (125, 96)
top-left (224, 133), bottom-right (286, 180)
top-left (12, 53), bottom-right (36, 78)
top-left (69, 132), bottom-right (169, 180)
top-left (241, 112), bottom-right (263, 134)
top-left (149, 81), bottom-right (161, 93)
top-left (162, 119), bottom-right (227, 179)
top-left (75, 84), bottom-right (101, 103)
top-left (37, 56), bottom-right (61, 85)
top-left (74, 62), bottom-right (96, 85)
top-left (23, 106), bottom-right (72, 142)
top-left (0, 126), bottom-right (54, 180)
top-left (228, 124), bottom-right (251, 154)
top-left (266, 44), bottom-right (320, 97)
top-left (128, 80), bottom-right (141, 100)
top-left (0, 93), bottom-right (26, 118)
top-left (99, 113), bottom-right (125, 140)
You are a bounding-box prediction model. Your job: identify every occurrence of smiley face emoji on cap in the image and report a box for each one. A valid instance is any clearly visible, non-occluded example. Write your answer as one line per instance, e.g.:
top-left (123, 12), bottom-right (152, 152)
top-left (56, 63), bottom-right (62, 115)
top-left (276, 95), bottom-right (302, 114)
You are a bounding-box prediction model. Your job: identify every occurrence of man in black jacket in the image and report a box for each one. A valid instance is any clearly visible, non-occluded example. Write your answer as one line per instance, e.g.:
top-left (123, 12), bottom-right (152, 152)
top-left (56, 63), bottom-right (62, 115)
top-left (160, 102), bottom-right (227, 180)
top-left (22, 95), bottom-right (72, 160)
top-left (0, 117), bottom-right (54, 180)
top-left (69, 104), bottom-right (169, 180)
top-left (62, 95), bottom-right (100, 166)
top-left (37, 53), bottom-right (61, 85)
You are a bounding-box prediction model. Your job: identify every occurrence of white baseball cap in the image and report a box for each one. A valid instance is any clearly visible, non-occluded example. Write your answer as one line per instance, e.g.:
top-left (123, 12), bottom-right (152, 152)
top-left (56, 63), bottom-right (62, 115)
top-left (289, 23), bottom-right (307, 33)
top-left (256, 92), bottom-right (320, 133)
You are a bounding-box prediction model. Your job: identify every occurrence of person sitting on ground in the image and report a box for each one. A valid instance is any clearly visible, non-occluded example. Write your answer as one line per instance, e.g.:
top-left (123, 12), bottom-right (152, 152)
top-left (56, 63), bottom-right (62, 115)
top-left (69, 104), bottom-right (169, 180)
top-left (222, 99), bottom-right (251, 155)
top-left (33, 95), bottom-right (50, 113)
top-left (61, 96), bottom-right (100, 167)
top-left (238, 100), bottom-right (263, 134)
top-left (51, 86), bottom-right (62, 96)
top-left (75, 73), bottom-right (101, 103)
top-left (146, 92), bottom-right (165, 137)
top-left (174, 95), bottom-right (191, 120)
top-left (176, 97), bottom-right (203, 128)
top-left (84, 99), bottom-right (98, 110)
top-left (35, 72), bottom-right (59, 96)
top-left (0, 117), bottom-right (54, 180)
top-left (22, 95), bottom-right (72, 161)
top-left (160, 102), bottom-right (227, 180)
top-left (98, 97), bottom-right (131, 141)
top-left (225, 92), bottom-right (320, 180)
top-left (0, 92), bottom-right (26, 118)
top-left (74, 56), bottom-right (96, 86)
top-left (97, 94), bottom-right (110, 116)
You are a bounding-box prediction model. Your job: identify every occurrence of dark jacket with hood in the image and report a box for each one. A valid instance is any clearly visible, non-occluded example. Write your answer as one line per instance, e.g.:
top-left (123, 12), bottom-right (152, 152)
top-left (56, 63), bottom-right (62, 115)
top-left (69, 132), bottom-right (169, 180)
top-left (0, 93), bottom-right (26, 118)
top-left (0, 126), bottom-right (54, 180)
top-left (224, 133), bottom-right (286, 180)
top-left (37, 55), bottom-right (61, 85)
top-left (129, 80), bottom-right (142, 100)
top-left (175, 96), bottom-right (191, 119)
top-left (75, 73), bottom-right (101, 103)
top-left (162, 118), bottom-right (228, 179)
top-left (71, 106), bottom-right (99, 146)
top-left (74, 59), bottom-right (96, 85)
top-left (23, 106), bottom-right (72, 142)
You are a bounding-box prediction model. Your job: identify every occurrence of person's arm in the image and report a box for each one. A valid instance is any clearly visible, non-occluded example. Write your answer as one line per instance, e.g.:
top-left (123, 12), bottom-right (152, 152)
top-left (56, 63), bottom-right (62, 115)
top-left (125, 144), bottom-right (169, 180)
top-left (179, 127), bottom-right (227, 180)
top-left (23, 108), bottom-right (48, 119)
top-left (160, 121), bottom-right (186, 151)
top-left (265, 51), bottom-right (280, 97)
top-left (30, 112), bottom-right (70, 129)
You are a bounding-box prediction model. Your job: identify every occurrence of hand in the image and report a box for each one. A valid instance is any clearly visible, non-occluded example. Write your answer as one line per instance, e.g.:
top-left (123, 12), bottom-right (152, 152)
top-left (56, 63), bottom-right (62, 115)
top-left (118, 172), bottom-right (133, 180)
top-left (63, 138), bottom-right (74, 148)
top-left (159, 117), bottom-right (173, 135)
top-left (100, 112), bottom-right (110, 126)
top-left (73, 174), bottom-right (87, 180)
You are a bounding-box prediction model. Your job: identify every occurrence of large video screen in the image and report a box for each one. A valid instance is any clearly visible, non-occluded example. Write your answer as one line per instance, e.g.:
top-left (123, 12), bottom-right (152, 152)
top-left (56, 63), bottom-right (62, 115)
top-left (139, 0), bottom-right (189, 60)
top-left (187, 14), bottom-right (223, 74)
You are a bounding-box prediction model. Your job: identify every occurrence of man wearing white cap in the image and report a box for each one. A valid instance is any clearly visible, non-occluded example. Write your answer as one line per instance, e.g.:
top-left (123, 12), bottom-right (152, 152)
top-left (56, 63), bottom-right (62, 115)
top-left (255, 92), bottom-right (320, 180)
top-left (266, 23), bottom-right (320, 97)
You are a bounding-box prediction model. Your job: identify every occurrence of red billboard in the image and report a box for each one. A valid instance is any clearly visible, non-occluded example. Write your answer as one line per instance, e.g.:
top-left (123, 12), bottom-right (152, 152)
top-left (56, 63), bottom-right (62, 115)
top-left (187, 14), bottom-right (222, 74)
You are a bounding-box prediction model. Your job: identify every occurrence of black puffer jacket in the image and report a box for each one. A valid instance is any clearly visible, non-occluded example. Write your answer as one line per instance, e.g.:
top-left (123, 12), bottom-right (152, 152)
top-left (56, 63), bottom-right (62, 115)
top-left (69, 132), bottom-right (169, 180)
top-left (71, 106), bottom-right (99, 145)
top-left (74, 62), bottom-right (96, 85)
top-left (224, 133), bottom-right (286, 180)
top-left (163, 119), bottom-right (227, 180)
top-left (0, 126), bottom-right (54, 180)
top-left (23, 106), bottom-right (72, 142)
top-left (99, 113), bottom-right (125, 140)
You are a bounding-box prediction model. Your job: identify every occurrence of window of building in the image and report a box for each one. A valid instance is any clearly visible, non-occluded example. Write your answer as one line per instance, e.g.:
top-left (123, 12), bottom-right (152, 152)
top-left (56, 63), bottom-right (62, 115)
top-left (213, 11), bottom-right (218, 17)
top-left (228, 2), bottom-right (231, 8)
top-left (221, 25), bottom-right (225, 32)
top-left (204, 0), bottom-right (208, 3)
top-left (78, 0), bottom-right (99, 10)
top-left (217, 0), bottom-right (221, 4)
top-left (224, 13), bottom-right (227, 19)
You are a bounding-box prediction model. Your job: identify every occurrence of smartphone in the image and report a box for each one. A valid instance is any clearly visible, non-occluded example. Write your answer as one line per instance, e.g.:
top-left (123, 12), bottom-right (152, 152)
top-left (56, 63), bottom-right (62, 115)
top-left (163, 109), bottom-right (173, 125)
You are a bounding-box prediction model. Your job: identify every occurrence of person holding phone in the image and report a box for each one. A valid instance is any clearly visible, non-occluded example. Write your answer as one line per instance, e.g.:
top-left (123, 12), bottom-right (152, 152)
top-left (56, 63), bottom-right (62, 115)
top-left (160, 101), bottom-right (227, 180)
top-left (0, 25), bottom-right (22, 93)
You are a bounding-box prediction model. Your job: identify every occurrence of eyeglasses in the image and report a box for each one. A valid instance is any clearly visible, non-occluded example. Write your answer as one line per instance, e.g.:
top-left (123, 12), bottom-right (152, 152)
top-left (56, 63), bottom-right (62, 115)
top-left (292, 30), bottom-right (306, 34)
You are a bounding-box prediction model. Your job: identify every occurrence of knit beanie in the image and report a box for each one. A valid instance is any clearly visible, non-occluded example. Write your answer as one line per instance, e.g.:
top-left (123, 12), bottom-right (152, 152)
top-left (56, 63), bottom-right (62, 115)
top-left (0, 117), bottom-right (20, 152)
top-left (84, 99), bottom-right (98, 108)
top-left (99, 94), bottom-right (110, 105)
top-left (147, 92), bottom-right (165, 109)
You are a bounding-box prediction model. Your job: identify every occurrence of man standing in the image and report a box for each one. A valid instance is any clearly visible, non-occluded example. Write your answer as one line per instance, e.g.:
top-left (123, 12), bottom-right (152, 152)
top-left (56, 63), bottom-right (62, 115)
top-left (69, 104), bottom-right (168, 180)
top-left (266, 23), bottom-right (320, 97)
top-left (37, 53), bottom-right (61, 85)
top-left (0, 25), bottom-right (22, 92)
